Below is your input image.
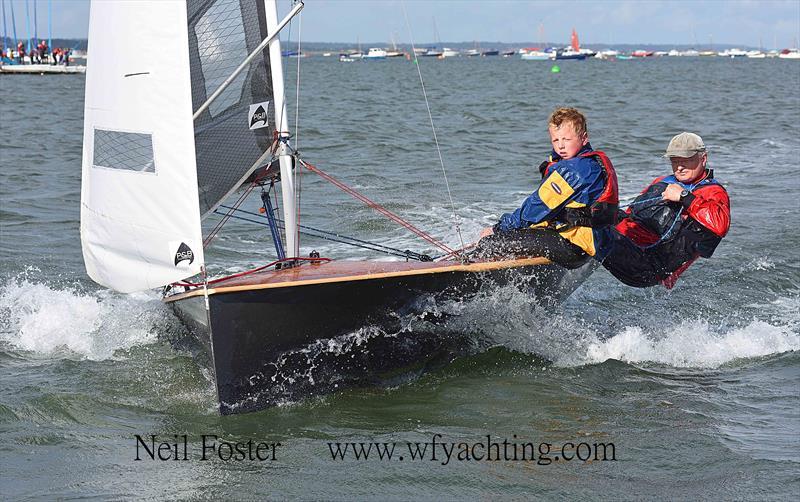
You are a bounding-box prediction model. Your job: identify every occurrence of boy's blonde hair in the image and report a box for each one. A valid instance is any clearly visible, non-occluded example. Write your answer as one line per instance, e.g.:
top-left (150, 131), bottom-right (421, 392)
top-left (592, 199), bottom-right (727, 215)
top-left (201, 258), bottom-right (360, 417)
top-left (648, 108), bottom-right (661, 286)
top-left (548, 107), bottom-right (588, 136)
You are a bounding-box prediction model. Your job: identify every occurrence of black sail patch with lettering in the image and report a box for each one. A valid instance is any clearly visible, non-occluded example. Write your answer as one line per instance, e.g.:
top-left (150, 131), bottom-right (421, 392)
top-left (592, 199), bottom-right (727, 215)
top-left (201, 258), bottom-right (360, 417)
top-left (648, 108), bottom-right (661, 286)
top-left (174, 242), bottom-right (195, 266)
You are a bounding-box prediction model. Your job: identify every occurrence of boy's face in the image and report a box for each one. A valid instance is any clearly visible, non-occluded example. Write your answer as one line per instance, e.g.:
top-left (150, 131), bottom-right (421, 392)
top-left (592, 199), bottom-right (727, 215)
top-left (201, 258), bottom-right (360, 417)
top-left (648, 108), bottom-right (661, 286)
top-left (548, 122), bottom-right (588, 160)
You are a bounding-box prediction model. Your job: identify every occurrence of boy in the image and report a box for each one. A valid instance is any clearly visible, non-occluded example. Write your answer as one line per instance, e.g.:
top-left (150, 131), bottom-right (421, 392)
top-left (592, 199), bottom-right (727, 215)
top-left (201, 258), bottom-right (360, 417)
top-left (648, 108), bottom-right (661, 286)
top-left (476, 107), bottom-right (618, 267)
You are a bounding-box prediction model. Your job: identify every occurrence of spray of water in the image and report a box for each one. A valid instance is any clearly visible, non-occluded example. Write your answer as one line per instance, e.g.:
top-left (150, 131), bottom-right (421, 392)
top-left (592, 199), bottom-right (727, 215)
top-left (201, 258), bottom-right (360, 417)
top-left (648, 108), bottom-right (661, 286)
top-left (1, 272), bottom-right (796, 373)
top-left (0, 275), bottom-right (176, 361)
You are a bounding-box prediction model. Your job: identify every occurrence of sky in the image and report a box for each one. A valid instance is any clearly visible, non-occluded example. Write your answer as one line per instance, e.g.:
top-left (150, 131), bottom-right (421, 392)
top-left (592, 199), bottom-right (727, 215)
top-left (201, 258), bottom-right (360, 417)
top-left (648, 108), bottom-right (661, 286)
top-left (2, 0), bottom-right (799, 48)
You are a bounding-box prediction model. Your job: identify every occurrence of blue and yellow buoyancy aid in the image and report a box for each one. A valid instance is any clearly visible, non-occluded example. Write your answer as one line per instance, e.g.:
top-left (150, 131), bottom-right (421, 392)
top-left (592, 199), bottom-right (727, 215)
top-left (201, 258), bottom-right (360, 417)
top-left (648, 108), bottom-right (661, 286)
top-left (496, 143), bottom-right (619, 260)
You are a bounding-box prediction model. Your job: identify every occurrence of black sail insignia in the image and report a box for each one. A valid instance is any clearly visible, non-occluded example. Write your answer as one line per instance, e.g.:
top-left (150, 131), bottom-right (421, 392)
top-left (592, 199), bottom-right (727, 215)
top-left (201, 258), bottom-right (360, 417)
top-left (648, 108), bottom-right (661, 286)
top-left (174, 242), bottom-right (195, 266)
top-left (249, 103), bottom-right (269, 129)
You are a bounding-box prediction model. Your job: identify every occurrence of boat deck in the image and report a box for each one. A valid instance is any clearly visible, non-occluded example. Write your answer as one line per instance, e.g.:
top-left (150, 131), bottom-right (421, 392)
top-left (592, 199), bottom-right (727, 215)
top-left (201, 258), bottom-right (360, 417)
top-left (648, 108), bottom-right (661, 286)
top-left (165, 257), bottom-right (551, 301)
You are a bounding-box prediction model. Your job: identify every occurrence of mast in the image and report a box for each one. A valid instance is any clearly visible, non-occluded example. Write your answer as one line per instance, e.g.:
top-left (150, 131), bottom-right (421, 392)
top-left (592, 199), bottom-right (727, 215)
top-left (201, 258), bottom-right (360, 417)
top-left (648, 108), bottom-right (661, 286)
top-left (10, 0), bottom-right (16, 54)
top-left (24, 0), bottom-right (30, 54)
top-left (538, 22), bottom-right (544, 48)
top-left (264, 0), bottom-right (298, 258)
top-left (48, 0), bottom-right (51, 50)
top-left (2, 0), bottom-right (7, 54)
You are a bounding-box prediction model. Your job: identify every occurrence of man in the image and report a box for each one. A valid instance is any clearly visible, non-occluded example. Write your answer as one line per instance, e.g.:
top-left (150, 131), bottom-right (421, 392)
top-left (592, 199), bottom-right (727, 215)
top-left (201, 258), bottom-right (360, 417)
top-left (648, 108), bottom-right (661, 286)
top-left (476, 107), bottom-right (618, 268)
top-left (602, 132), bottom-right (730, 288)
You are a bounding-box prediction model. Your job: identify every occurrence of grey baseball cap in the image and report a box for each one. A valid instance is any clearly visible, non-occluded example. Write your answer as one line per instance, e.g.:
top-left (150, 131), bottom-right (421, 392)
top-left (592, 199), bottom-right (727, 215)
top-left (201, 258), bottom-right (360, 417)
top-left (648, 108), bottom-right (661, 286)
top-left (664, 132), bottom-right (706, 158)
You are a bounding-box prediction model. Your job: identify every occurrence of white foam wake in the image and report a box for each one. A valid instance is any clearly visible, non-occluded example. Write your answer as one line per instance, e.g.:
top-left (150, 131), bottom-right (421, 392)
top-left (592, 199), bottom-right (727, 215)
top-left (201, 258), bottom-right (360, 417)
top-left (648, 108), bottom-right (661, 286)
top-left (578, 318), bottom-right (799, 368)
top-left (0, 277), bottom-right (171, 360)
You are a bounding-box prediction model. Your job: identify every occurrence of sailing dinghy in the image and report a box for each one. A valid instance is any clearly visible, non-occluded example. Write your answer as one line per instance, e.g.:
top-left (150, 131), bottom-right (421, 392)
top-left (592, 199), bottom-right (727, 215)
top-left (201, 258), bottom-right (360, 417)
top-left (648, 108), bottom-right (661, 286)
top-left (80, 0), bottom-right (597, 414)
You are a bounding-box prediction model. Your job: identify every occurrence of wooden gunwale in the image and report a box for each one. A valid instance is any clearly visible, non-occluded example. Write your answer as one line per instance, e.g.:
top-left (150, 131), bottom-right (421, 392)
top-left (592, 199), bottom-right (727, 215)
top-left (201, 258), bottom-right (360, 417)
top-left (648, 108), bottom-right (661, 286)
top-left (163, 257), bottom-right (551, 302)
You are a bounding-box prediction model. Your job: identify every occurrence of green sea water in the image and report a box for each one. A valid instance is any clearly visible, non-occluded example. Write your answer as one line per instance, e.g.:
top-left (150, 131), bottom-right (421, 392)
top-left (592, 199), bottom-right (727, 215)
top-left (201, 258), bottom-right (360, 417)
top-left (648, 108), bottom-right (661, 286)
top-left (1, 55), bottom-right (798, 499)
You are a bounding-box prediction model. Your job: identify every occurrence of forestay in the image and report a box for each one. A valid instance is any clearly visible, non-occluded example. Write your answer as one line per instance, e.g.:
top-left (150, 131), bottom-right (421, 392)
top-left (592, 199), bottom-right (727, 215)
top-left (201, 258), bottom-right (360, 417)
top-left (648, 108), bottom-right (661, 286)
top-left (81, 0), bottom-right (281, 293)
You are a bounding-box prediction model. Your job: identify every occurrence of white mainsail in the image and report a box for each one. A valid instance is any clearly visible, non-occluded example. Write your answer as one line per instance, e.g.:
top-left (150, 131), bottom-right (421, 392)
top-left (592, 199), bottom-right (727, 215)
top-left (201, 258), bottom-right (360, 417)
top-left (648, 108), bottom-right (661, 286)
top-left (80, 0), bottom-right (203, 293)
top-left (81, 0), bottom-right (301, 293)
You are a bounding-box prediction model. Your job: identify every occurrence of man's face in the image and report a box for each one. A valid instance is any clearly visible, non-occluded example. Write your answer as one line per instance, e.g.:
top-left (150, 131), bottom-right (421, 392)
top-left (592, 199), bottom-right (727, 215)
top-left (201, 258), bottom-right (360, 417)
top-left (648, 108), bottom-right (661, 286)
top-left (670, 153), bottom-right (707, 183)
top-left (548, 122), bottom-right (588, 160)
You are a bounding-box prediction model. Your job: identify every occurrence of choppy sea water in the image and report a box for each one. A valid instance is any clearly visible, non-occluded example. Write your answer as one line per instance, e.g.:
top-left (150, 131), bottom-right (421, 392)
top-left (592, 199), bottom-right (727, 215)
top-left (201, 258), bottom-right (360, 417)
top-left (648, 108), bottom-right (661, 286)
top-left (1, 56), bottom-right (799, 499)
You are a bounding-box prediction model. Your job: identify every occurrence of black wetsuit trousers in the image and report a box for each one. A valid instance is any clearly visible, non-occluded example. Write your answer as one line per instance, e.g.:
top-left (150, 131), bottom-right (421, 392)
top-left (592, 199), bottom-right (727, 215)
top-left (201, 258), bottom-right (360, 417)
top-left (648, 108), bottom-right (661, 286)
top-left (472, 228), bottom-right (590, 269)
top-left (601, 231), bottom-right (666, 287)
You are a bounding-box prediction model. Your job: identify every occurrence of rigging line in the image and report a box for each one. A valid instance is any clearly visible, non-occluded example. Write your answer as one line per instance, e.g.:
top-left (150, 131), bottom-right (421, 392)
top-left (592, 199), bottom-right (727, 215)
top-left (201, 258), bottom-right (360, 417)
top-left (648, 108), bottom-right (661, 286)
top-left (203, 183), bottom-right (255, 248)
top-left (298, 158), bottom-right (455, 255)
top-left (214, 209), bottom-right (424, 260)
top-left (217, 204), bottom-right (431, 257)
top-left (293, 5), bottom-right (303, 246)
top-left (293, 3), bottom-right (301, 151)
top-left (401, 2), bottom-right (467, 259)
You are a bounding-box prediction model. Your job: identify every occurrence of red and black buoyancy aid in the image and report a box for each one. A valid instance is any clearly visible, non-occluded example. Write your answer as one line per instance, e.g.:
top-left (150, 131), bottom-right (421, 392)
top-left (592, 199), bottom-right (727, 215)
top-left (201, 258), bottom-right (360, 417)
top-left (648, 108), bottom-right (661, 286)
top-left (625, 172), bottom-right (725, 268)
top-left (540, 150), bottom-right (619, 228)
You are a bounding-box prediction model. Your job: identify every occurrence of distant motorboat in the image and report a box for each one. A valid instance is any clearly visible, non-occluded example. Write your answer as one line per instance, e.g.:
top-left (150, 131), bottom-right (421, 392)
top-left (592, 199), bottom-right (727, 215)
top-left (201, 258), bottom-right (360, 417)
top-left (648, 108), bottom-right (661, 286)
top-left (422, 48), bottom-right (443, 57)
top-left (501, 49), bottom-right (516, 57)
top-left (554, 49), bottom-right (586, 60)
top-left (521, 50), bottom-right (551, 60)
top-left (441, 47), bottom-right (459, 57)
top-left (719, 48), bottom-right (747, 58)
top-left (680, 49), bottom-right (700, 57)
top-left (464, 48), bottom-right (480, 57)
top-left (778, 49), bottom-right (800, 59)
top-left (595, 49), bottom-right (619, 60)
top-left (364, 48), bottom-right (387, 60)
top-left (481, 49), bottom-right (499, 56)
top-left (631, 50), bottom-right (654, 57)
top-left (338, 53), bottom-right (354, 62)
top-left (746, 50), bottom-right (766, 59)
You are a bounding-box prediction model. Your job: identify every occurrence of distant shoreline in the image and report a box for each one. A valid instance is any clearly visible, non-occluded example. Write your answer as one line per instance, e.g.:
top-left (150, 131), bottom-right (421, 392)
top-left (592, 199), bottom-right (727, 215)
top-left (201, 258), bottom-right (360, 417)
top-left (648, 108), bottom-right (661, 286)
top-left (2, 38), bottom-right (789, 55)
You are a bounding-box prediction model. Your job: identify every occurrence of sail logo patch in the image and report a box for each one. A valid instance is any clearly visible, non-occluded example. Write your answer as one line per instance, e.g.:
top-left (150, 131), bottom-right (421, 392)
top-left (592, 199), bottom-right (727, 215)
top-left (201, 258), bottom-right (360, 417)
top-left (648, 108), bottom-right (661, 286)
top-left (248, 101), bottom-right (270, 130)
top-left (174, 242), bottom-right (195, 266)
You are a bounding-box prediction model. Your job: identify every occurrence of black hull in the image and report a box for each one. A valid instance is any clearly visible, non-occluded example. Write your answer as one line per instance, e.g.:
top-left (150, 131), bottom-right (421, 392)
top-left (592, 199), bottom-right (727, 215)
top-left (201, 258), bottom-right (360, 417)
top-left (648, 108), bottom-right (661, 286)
top-left (168, 259), bottom-right (596, 414)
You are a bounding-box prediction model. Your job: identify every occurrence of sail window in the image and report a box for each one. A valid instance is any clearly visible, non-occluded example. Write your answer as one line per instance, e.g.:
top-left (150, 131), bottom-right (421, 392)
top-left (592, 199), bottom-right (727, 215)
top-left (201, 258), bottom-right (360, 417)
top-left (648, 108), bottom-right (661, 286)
top-left (92, 129), bottom-right (156, 173)
top-left (194, 0), bottom-right (249, 117)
